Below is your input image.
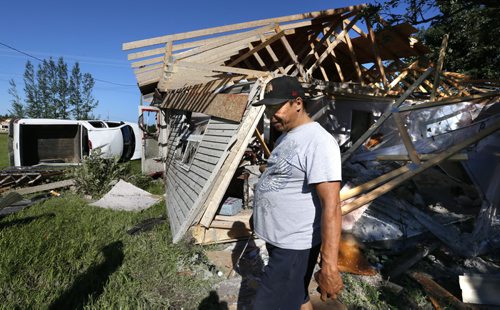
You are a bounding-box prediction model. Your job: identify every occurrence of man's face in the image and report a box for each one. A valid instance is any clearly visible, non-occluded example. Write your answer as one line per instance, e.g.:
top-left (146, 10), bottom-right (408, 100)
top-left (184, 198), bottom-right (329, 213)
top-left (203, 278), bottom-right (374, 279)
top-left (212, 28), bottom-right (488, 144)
top-left (264, 99), bottom-right (300, 132)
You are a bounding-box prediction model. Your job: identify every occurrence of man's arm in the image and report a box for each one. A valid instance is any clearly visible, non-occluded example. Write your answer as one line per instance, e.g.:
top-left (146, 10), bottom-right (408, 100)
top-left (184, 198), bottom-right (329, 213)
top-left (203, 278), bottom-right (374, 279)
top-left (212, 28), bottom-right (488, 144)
top-left (315, 181), bottom-right (343, 301)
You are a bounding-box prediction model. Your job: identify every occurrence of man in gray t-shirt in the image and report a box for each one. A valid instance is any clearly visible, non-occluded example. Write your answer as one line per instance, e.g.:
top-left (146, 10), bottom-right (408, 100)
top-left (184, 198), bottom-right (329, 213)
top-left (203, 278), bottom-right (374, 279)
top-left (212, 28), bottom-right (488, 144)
top-left (252, 76), bottom-right (343, 310)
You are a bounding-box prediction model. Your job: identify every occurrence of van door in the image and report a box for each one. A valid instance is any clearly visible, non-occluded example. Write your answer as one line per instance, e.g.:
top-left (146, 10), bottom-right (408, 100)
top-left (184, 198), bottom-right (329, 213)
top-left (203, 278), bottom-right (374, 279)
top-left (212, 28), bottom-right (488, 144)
top-left (138, 106), bottom-right (163, 174)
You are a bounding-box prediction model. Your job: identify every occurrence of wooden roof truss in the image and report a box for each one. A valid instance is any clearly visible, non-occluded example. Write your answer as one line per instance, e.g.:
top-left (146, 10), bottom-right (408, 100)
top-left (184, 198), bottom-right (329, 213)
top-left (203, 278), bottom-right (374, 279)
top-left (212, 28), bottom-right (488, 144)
top-left (123, 4), bottom-right (477, 109)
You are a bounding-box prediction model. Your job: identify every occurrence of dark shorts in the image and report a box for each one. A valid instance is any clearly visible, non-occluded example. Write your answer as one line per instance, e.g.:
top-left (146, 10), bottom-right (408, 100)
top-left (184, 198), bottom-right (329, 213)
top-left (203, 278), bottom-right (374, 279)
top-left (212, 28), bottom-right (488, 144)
top-left (253, 243), bottom-right (321, 310)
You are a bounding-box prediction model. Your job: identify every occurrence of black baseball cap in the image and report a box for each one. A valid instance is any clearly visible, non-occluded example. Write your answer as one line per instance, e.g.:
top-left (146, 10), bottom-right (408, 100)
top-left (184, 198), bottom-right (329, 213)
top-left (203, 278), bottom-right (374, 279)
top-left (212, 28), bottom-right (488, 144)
top-left (252, 76), bottom-right (305, 106)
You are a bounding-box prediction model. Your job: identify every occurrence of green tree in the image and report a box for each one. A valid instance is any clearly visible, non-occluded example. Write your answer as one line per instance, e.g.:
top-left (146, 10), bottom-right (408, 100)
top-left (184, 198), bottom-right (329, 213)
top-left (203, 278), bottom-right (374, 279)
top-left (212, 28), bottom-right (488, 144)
top-left (421, 2), bottom-right (499, 79)
top-left (56, 57), bottom-right (70, 119)
top-left (69, 62), bottom-right (83, 119)
top-left (69, 64), bottom-right (99, 120)
top-left (24, 60), bottom-right (42, 117)
top-left (8, 79), bottom-right (24, 117)
top-left (373, 0), bottom-right (500, 79)
top-left (11, 58), bottom-right (99, 119)
top-left (80, 73), bottom-right (98, 119)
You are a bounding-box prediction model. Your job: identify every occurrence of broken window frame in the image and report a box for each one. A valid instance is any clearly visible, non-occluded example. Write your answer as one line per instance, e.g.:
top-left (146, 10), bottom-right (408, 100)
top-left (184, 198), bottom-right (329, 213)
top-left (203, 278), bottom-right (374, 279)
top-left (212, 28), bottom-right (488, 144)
top-left (174, 115), bottom-right (209, 171)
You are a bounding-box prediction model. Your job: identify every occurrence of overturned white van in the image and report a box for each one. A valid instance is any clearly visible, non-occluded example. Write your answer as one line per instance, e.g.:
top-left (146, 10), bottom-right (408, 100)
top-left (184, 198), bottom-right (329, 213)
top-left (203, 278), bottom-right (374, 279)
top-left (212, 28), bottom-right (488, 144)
top-left (8, 118), bottom-right (141, 167)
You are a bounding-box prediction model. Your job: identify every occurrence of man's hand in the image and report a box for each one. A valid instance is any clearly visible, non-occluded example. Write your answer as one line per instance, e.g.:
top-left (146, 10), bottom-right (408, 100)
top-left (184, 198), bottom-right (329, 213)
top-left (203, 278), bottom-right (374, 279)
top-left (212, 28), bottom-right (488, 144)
top-left (314, 268), bottom-right (343, 301)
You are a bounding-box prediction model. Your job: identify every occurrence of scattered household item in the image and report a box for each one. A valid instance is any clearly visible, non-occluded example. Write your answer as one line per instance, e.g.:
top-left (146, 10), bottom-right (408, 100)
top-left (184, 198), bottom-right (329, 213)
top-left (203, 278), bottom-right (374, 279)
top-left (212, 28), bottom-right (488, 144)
top-left (218, 197), bottom-right (243, 216)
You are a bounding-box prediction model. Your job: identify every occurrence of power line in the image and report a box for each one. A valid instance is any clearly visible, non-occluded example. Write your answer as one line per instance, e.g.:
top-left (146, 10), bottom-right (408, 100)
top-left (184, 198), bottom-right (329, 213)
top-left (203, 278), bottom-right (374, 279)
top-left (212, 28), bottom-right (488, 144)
top-left (0, 42), bottom-right (44, 62)
top-left (0, 41), bottom-right (137, 87)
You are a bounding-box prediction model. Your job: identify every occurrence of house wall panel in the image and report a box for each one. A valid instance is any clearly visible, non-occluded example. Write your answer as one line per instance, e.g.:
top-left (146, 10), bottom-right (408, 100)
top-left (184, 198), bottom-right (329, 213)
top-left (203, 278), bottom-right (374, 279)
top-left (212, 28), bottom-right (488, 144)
top-left (163, 110), bottom-right (239, 240)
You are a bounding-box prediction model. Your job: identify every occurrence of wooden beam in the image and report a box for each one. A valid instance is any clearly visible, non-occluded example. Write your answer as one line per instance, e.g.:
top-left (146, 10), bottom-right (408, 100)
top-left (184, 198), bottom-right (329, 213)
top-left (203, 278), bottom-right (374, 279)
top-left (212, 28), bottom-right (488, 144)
top-left (175, 61), bottom-right (269, 78)
top-left (341, 119), bottom-right (500, 215)
top-left (134, 63), bottom-right (162, 75)
top-left (376, 153), bottom-right (468, 161)
top-left (278, 28), bottom-right (307, 79)
top-left (259, 34), bottom-right (286, 74)
top-left (365, 17), bottom-right (388, 88)
top-left (306, 15), bottom-right (362, 77)
top-left (341, 67), bottom-right (434, 163)
top-left (228, 30), bottom-right (285, 67)
top-left (410, 272), bottom-right (469, 310)
top-left (131, 56), bottom-right (163, 68)
top-left (176, 23), bottom-right (276, 61)
top-left (340, 165), bottom-right (410, 201)
top-left (190, 224), bottom-right (251, 244)
top-left (431, 34), bottom-right (449, 101)
top-left (248, 42), bottom-right (266, 70)
top-left (399, 91), bottom-right (499, 112)
top-left (123, 5), bottom-right (367, 50)
top-left (392, 111), bottom-right (421, 165)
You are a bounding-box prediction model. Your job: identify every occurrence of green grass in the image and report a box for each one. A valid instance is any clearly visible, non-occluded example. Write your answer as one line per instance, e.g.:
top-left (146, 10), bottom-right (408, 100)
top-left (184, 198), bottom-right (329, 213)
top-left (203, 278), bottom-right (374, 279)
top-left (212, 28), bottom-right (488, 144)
top-left (0, 194), bottom-right (215, 309)
top-left (0, 133), bottom-right (8, 169)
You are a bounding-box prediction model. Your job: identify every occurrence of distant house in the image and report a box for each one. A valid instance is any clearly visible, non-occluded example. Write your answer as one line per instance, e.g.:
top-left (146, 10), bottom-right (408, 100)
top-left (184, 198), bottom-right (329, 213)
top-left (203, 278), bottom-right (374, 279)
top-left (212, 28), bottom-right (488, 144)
top-left (0, 118), bottom-right (10, 133)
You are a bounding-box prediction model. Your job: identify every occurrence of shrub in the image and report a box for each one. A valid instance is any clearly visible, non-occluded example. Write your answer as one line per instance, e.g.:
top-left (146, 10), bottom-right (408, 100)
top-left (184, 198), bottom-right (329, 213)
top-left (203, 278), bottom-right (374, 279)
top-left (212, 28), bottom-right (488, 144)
top-left (72, 150), bottom-right (130, 198)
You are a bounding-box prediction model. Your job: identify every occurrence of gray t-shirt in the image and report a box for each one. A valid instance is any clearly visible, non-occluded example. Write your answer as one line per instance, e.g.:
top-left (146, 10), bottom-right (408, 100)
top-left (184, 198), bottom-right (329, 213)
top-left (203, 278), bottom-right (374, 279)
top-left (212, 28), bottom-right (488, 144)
top-left (253, 122), bottom-right (341, 250)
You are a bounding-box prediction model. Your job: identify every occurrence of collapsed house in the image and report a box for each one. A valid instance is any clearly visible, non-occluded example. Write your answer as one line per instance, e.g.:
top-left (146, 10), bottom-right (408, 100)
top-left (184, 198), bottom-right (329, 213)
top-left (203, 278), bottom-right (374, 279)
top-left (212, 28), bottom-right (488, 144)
top-left (122, 5), bottom-right (499, 256)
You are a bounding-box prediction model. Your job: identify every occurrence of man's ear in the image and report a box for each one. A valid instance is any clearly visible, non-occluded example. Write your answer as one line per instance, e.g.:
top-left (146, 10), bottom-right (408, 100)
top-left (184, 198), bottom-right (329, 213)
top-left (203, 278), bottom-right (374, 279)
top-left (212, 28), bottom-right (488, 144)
top-left (295, 97), bottom-right (304, 111)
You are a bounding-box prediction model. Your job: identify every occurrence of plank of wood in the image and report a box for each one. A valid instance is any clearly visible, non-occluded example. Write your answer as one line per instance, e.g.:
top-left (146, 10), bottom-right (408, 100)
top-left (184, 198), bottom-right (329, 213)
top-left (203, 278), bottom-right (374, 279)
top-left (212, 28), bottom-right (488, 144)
top-left (399, 91), bottom-right (499, 112)
top-left (190, 224), bottom-right (252, 244)
top-left (341, 20), bottom-right (364, 84)
top-left (365, 17), bottom-right (388, 88)
top-left (409, 272), bottom-right (469, 310)
top-left (177, 23), bottom-right (276, 61)
top-left (260, 34), bottom-right (286, 74)
top-left (7, 179), bottom-right (75, 196)
top-left (341, 67), bottom-right (434, 163)
top-left (131, 56), bottom-right (163, 68)
top-left (279, 31), bottom-right (307, 79)
top-left (134, 63), bottom-right (163, 75)
top-left (175, 61), bottom-right (269, 77)
top-left (123, 5), bottom-right (367, 50)
top-left (340, 165), bottom-right (410, 201)
top-left (307, 15), bottom-right (362, 77)
top-left (392, 111), bottom-right (421, 165)
top-left (431, 34), bottom-right (449, 101)
top-left (341, 119), bottom-right (500, 215)
top-left (376, 153), bottom-right (468, 161)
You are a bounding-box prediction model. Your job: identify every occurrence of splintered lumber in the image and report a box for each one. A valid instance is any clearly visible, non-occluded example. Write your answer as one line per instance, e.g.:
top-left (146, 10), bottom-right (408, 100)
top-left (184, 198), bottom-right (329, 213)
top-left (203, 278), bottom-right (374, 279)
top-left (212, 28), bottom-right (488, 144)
top-left (376, 154), bottom-right (468, 161)
top-left (365, 17), bottom-right (387, 88)
top-left (307, 15), bottom-right (362, 77)
top-left (191, 223), bottom-right (251, 244)
top-left (392, 111), bottom-right (421, 164)
top-left (7, 179), bottom-right (75, 196)
top-left (342, 67), bottom-right (434, 163)
top-left (409, 272), bottom-right (470, 310)
top-left (340, 165), bottom-right (410, 201)
top-left (399, 91), bottom-right (499, 112)
top-left (431, 34), bottom-right (449, 101)
top-left (341, 119), bottom-right (500, 215)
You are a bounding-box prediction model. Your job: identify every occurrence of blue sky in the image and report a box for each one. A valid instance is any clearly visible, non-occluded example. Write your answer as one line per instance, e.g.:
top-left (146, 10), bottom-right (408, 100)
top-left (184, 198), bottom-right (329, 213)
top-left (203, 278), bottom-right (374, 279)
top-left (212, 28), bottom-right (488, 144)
top-left (0, 0), bottom-right (388, 122)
